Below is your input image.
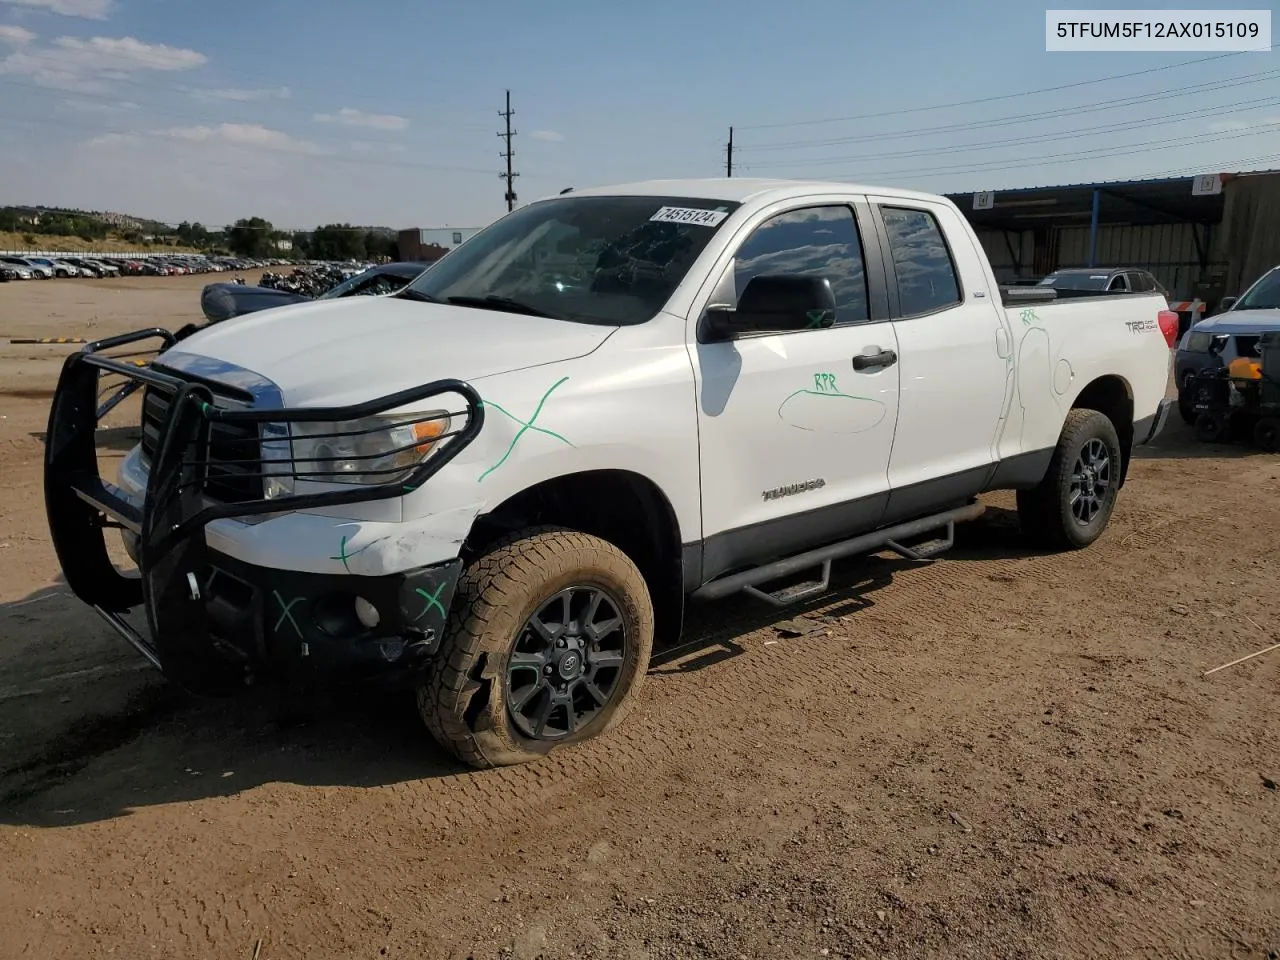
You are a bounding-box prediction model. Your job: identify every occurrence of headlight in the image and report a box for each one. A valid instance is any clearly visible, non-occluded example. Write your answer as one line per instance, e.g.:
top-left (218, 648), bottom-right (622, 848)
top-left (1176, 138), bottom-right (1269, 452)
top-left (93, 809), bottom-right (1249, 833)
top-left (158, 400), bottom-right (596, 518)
top-left (262, 412), bottom-right (451, 497)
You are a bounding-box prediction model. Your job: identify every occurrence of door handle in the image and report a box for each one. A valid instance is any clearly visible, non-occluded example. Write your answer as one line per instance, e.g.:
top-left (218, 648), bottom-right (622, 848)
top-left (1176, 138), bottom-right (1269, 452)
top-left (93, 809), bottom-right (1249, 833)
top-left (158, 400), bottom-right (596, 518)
top-left (852, 349), bottom-right (897, 371)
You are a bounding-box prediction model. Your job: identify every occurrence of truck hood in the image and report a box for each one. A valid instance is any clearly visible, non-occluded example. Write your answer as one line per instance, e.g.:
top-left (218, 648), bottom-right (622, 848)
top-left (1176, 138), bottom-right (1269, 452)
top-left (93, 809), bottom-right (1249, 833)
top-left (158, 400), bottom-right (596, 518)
top-left (161, 296), bottom-right (616, 406)
top-left (1192, 308), bottom-right (1280, 335)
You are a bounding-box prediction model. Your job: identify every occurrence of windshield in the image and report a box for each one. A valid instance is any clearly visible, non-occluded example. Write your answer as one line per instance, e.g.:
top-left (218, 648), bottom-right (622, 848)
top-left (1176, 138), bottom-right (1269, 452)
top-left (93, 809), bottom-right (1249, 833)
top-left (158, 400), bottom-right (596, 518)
top-left (1235, 267), bottom-right (1280, 310)
top-left (1038, 273), bottom-right (1109, 290)
top-left (401, 195), bottom-right (741, 325)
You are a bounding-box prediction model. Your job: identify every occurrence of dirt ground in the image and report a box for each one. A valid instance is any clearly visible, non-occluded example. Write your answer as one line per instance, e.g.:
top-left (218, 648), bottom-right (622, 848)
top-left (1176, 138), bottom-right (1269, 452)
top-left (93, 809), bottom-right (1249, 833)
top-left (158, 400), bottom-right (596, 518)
top-left (1, 276), bottom-right (1278, 960)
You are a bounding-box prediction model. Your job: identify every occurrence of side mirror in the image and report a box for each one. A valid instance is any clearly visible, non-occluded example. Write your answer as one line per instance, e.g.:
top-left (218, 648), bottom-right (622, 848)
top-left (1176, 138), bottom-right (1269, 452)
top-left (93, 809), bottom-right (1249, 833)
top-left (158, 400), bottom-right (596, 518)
top-left (703, 275), bottom-right (837, 340)
top-left (1218, 296), bottom-right (1238, 312)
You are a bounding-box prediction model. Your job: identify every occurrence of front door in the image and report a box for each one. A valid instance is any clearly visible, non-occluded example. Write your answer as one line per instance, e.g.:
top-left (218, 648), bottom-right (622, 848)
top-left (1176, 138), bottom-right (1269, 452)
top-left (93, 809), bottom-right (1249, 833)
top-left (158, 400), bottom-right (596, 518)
top-left (688, 199), bottom-right (900, 582)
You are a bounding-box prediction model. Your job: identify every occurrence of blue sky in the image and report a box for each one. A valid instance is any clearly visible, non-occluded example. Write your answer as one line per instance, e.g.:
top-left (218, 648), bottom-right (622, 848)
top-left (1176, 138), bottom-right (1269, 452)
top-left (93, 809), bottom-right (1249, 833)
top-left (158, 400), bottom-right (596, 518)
top-left (0, 0), bottom-right (1277, 230)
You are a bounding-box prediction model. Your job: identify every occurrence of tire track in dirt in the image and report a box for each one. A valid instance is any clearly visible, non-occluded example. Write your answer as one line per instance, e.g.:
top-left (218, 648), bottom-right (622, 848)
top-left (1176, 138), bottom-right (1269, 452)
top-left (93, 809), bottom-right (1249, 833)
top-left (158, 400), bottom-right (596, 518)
top-left (330, 490), bottom-right (1248, 846)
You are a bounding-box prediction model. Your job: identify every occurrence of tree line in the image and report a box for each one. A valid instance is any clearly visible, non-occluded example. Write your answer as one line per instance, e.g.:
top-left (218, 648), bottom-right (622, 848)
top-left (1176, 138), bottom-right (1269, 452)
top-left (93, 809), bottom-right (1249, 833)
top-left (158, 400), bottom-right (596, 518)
top-left (1, 206), bottom-right (402, 262)
top-left (220, 217), bottom-right (399, 261)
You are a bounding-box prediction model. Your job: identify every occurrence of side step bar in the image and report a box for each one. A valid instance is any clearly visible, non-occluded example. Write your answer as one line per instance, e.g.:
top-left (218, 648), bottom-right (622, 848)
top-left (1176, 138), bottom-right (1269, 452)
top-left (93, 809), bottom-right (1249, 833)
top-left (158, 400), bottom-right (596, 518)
top-left (691, 502), bottom-right (986, 606)
top-left (93, 605), bottom-right (163, 671)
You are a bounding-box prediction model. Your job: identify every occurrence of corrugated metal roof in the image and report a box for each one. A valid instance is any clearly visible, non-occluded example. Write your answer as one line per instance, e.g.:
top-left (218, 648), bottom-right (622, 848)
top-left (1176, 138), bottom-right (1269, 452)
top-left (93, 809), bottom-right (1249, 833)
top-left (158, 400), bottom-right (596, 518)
top-left (942, 170), bottom-right (1280, 230)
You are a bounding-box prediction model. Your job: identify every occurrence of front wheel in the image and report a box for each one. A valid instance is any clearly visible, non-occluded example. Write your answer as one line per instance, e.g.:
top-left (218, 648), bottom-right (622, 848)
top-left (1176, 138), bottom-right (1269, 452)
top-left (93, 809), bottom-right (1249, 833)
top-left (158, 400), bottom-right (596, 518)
top-left (1017, 408), bottom-right (1123, 550)
top-left (418, 528), bottom-right (654, 769)
top-left (1178, 372), bottom-right (1198, 424)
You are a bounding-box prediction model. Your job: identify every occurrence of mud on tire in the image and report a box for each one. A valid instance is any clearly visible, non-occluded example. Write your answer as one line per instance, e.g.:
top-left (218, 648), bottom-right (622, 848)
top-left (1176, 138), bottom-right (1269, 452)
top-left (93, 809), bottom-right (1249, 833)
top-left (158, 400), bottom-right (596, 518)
top-left (1016, 408), bottom-right (1123, 551)
top-left (417, 527), bottom-right (654, 769)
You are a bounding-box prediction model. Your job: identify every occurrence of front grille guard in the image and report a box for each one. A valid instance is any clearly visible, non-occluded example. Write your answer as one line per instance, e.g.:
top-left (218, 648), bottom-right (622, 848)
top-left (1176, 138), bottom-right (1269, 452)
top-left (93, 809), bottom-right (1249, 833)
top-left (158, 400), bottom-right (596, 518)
top-left (44, 328), bottom-right (485, 688)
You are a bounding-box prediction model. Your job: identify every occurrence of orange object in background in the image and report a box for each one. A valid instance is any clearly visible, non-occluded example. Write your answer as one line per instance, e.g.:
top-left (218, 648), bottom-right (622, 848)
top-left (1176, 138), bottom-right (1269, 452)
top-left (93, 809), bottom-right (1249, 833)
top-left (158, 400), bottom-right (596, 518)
top-left (1228, 356), bottom-right (1263, 380)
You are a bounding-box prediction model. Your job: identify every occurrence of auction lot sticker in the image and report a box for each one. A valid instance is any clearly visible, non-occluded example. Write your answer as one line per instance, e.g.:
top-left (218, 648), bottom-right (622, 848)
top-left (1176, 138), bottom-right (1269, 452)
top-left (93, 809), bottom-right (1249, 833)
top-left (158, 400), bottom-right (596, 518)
top-left (1046, 9), bottom-right (1271, 51)
top-left (650, 207), bottom-right (730, 227)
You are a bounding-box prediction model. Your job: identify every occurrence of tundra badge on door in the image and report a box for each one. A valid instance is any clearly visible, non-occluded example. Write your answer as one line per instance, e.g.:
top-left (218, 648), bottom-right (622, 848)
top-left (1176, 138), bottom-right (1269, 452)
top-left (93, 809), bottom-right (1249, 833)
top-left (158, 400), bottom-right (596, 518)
top-left (762, 478), bottom-right (826, 501)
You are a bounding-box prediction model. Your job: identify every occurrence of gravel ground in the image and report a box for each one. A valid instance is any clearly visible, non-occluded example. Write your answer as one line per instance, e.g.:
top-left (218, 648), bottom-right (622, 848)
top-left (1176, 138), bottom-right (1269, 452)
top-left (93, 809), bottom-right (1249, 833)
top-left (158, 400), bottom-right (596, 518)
top-left (1, 275), bottom-right (1277, 960)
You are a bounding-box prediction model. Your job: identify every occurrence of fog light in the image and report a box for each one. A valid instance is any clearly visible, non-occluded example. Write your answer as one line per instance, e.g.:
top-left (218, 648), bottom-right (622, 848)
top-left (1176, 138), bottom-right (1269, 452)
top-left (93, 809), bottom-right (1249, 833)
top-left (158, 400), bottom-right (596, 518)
top-left (354, 596), bottom-right (380, 629)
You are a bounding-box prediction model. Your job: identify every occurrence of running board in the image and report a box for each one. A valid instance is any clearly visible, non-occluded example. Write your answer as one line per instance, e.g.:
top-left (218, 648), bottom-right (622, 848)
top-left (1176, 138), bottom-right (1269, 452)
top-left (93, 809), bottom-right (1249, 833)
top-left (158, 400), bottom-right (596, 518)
top-left (885, 521), bottom-right (956, 562)
top-left (691, 503), bottom-right (985, 606)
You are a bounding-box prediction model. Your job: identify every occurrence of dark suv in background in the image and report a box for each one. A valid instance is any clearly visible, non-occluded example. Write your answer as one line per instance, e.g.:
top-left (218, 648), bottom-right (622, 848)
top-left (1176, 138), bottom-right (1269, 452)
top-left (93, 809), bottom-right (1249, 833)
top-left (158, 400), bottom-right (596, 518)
top-left (1174, 264), bottom-right (1280, 423)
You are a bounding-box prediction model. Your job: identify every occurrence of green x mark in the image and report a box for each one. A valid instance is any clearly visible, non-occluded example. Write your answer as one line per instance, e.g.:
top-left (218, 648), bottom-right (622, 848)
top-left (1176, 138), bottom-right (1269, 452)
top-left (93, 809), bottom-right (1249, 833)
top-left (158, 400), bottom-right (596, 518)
top-left (273, 591), bottom-right (305, 638)
top-left (413, 583), bottom-right (448, 622)
top-left (806, 309), bottom-right (833, 328)
top-left (1020, 308), bottom-right (1040, 327)
top-left (478, 376), bottom-right (573, 483)
top-left (330, 535), bottom-right (357, 573)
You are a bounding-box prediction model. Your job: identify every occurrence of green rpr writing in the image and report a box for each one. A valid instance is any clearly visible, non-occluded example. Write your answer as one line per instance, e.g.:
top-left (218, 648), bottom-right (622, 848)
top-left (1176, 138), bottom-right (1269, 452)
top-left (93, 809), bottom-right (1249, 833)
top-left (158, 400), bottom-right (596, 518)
top-left (813, 373), bottom-right (839, 393)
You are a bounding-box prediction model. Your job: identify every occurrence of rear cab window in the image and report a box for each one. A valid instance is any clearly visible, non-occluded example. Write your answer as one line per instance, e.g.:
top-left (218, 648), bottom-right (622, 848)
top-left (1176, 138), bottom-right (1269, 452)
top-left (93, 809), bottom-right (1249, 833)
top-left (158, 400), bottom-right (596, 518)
top-left (877, 206), bottom-right (962, 317)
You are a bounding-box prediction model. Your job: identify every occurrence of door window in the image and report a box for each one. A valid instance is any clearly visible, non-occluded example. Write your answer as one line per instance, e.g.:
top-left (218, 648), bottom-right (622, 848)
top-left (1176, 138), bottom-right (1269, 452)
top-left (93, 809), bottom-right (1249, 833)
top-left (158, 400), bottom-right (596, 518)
top-left (1108, 274), bottom-right (1130, 292)
top-left (731, 205), bottom-right (869, 325)
top-left (879, 206), bottom-right (962, 317)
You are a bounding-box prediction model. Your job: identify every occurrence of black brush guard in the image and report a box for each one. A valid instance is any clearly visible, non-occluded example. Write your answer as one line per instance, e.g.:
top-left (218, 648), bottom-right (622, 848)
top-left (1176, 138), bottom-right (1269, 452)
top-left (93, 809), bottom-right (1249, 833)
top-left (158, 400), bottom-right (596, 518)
top-left (44, 329), bottom-right (485, 694)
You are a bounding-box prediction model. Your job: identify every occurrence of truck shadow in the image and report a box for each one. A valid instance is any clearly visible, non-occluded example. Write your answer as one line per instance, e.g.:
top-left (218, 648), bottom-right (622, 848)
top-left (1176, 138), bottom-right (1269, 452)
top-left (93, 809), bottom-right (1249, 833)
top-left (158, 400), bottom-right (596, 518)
top-left (1130, 416), bottom-right (1270, 461)
top-left (0, 504), bottom-right (1046, 828)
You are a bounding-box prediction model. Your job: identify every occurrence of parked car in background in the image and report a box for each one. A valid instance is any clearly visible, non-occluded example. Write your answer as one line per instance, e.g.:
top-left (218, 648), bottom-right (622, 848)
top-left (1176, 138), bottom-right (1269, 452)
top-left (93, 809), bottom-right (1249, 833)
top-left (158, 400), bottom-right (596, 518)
top-left (61, 257), bottom-right (106, 277)
top-left (25, 256), bottom-right (81, 278)
top-left (0, 257), bottom-right (36, 279)
top-left (2, 255), bottom-right (50, 278)
top-left (1174, 264), bottom-right (1280, 422)
top-left (1038, 267), bottom-right (1170, 302)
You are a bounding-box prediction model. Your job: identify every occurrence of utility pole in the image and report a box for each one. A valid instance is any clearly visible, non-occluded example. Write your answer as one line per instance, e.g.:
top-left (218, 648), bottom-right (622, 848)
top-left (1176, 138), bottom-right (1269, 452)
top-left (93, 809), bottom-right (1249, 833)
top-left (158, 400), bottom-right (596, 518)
top-left (498, 90), bottom-right (519, 212)
top-left (726, 126), bottom-right (734, 177)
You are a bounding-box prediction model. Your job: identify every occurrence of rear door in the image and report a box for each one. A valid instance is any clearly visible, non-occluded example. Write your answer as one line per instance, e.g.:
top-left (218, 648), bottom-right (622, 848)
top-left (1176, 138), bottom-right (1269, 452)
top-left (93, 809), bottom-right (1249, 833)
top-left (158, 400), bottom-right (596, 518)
top-left (866, 198), bottom-right (1012, 523)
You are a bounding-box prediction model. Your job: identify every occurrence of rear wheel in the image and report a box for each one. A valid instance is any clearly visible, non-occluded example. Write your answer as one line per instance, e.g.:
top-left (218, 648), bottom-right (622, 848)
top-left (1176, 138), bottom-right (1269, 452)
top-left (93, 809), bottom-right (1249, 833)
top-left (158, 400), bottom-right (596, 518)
top-left (417, 528), bottom-right (654, 769)
top-left (1017, 409), bottom-right (1122, 550)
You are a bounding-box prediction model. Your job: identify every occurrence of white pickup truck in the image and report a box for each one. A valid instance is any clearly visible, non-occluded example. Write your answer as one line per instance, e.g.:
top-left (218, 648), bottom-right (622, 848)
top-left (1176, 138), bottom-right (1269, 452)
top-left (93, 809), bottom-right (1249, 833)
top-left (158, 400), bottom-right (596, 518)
top-left (44, 178), bottom-right (1177, 768)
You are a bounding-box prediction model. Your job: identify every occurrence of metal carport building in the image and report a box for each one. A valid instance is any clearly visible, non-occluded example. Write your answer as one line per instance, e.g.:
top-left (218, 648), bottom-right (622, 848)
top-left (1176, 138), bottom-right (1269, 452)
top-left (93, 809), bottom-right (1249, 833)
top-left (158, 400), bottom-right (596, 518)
top-left (946, 169), bottom-right (1280, 313)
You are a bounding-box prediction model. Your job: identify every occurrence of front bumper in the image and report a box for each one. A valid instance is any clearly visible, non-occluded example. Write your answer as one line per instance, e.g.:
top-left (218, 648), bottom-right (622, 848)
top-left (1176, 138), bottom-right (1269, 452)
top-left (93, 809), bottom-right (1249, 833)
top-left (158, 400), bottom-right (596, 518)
top-left (188, 549), bottom-right (462, 689)
top-left (43, 328), bottom-right (484, 695)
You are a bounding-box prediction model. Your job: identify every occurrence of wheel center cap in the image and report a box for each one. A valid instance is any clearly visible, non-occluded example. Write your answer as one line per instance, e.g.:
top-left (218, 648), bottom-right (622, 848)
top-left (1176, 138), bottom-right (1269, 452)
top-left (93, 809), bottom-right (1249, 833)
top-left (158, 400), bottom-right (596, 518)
top-left (558, 651), bottom-right (582, 680)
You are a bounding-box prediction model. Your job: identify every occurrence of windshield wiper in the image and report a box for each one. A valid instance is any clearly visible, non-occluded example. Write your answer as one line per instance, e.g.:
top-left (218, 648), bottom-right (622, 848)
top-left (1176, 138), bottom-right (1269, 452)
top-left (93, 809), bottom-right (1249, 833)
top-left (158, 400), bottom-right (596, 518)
top-left (445, 295), bottom-right (560, 319)
top-left (396, 288), bottom-right (442, 303)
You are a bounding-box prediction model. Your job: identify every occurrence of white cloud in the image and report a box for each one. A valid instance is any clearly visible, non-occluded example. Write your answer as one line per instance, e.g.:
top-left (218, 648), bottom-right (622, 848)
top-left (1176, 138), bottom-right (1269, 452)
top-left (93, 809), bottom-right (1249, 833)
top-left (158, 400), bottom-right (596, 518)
top-left (0, 24), bottom-right (36, 43)
top-left (192, 85), bottom-right (291, 102)
top-left (0, 33), bottom-right (207, 90)
top-left (62, 95), bottom-right (137, 111)
top-left (158, 122), bottom-right (320, 155)
top-left (87, 130), bottom-right (139, 146)
top-left (350, 140), bottom-right (406, 154)
top-left (530, 129), bottom-right (564, 142)
top-left (0, 0), bottom-right (113, 19)
top-left (314, 106), bottom-right (408, 132)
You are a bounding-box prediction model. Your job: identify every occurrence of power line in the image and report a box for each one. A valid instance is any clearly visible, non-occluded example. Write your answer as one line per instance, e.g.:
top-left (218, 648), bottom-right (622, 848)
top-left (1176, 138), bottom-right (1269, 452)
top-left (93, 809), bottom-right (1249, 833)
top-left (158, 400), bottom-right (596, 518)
top-left (737, 46), bottom-right (1275, 131)
top-left (737, 66), bottom-right (1280, 153)
top-left (499, 90), bottom-right (519, 212)
top-left (817, 120), bottom-right (1280, 183)
top-left (744, 93), bottom-right (1280, 170)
